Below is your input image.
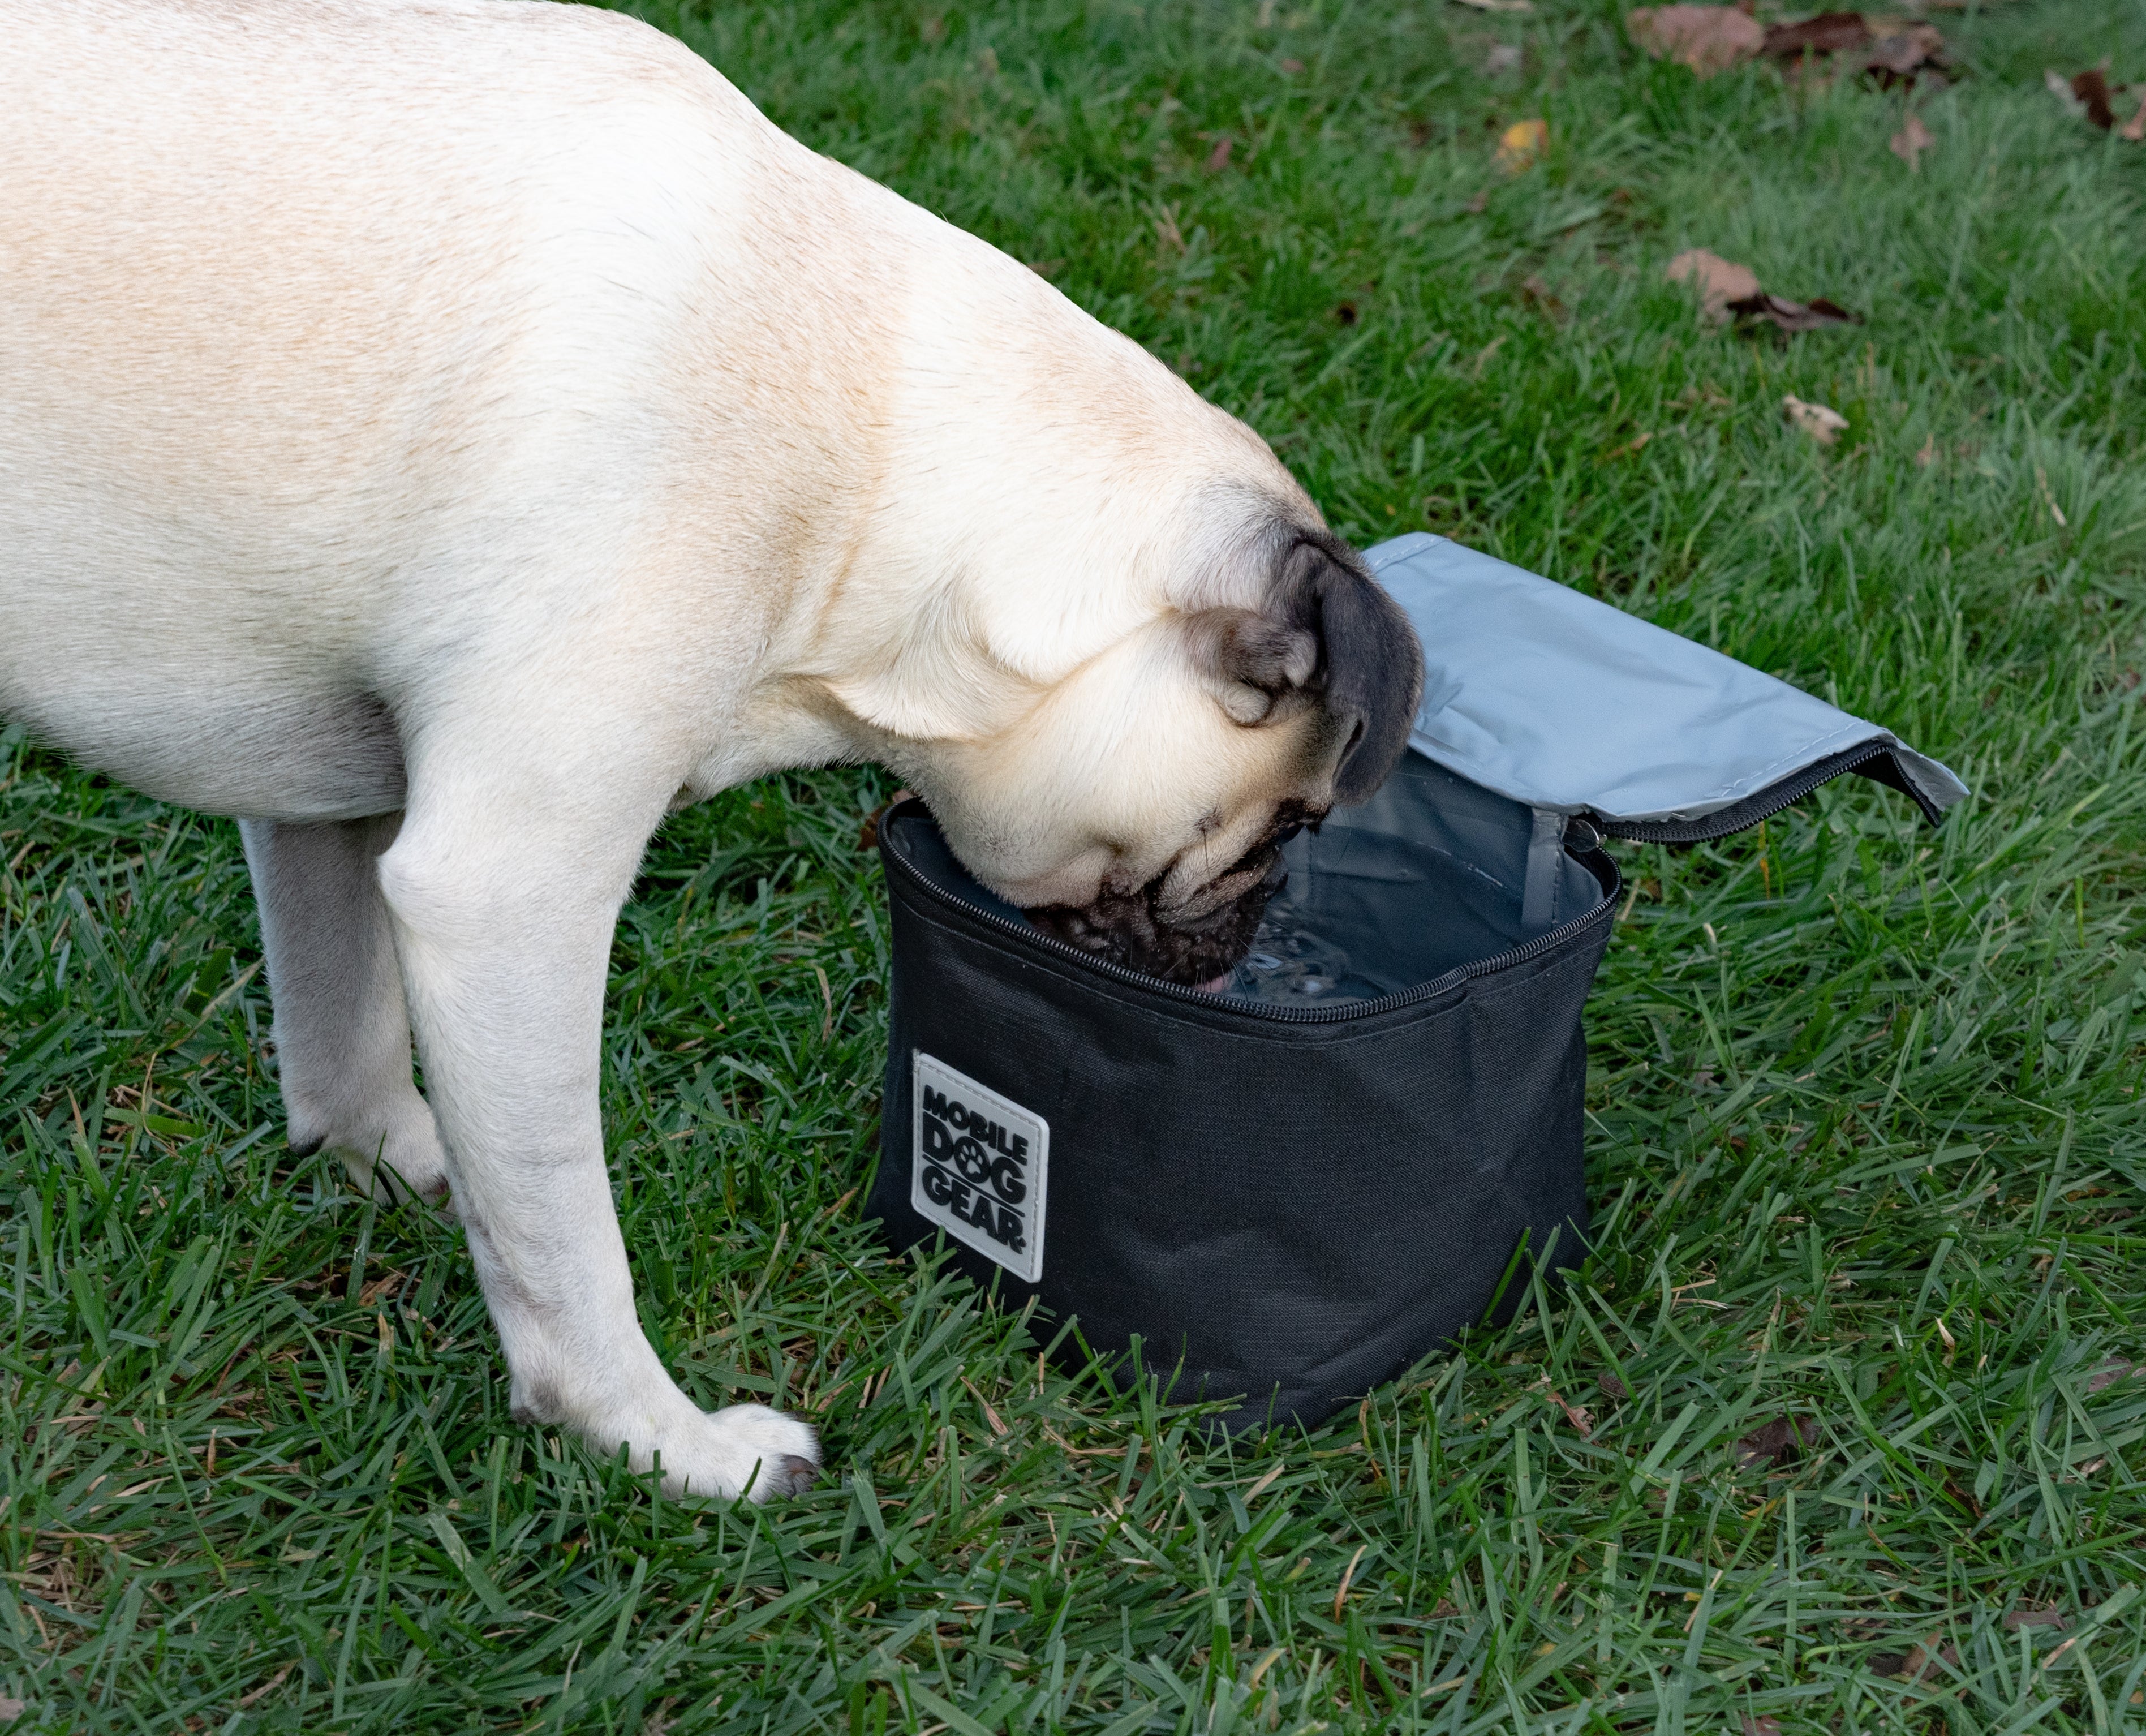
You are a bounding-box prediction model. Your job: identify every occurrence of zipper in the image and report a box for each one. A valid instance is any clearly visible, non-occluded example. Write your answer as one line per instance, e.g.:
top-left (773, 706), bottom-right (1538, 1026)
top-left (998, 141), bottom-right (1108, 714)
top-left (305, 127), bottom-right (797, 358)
top-left (1595, 741), bottom-right (1935, 845)
top-left (877, 805), bottom-right (1621, 1026)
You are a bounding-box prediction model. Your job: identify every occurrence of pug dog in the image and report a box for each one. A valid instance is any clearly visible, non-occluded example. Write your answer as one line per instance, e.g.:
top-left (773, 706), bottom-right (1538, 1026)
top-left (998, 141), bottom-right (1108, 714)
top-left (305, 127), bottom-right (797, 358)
top-left (0, 0), bottom-right (1422, 1500)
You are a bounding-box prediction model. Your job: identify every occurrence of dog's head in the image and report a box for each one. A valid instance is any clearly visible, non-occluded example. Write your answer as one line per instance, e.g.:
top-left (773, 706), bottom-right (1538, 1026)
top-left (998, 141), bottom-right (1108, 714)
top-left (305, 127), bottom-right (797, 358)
top-left (885, 523), bottom-right (1423, 983)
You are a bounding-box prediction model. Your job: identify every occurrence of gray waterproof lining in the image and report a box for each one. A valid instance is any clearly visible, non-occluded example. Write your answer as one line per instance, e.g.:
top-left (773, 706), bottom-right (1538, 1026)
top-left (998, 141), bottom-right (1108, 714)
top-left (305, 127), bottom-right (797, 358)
top-left (1253, 751), bottom-right (1602, 1001)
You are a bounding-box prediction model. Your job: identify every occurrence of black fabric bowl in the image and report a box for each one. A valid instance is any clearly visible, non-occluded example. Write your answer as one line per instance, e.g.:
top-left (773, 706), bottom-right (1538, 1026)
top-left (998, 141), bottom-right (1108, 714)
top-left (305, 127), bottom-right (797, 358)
top-left (866, 751), bottom-right (1620, 1430)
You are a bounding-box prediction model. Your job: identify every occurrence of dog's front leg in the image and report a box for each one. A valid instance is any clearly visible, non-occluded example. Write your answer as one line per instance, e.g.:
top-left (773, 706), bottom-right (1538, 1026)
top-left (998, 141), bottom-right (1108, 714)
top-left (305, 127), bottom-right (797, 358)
top-left (377, 776), bottom-right (818, 1502)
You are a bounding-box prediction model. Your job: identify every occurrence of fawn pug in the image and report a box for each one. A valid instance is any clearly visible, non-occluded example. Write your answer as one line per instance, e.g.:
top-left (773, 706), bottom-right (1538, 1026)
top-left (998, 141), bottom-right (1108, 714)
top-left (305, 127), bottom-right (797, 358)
top-left (0, 0), bottom-right (1422, 1499)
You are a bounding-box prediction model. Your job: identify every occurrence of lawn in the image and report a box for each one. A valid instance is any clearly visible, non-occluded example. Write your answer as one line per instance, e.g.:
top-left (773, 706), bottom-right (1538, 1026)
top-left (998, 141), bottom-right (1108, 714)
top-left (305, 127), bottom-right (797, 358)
top-left (5, 0), bottom-right (2146, 1729)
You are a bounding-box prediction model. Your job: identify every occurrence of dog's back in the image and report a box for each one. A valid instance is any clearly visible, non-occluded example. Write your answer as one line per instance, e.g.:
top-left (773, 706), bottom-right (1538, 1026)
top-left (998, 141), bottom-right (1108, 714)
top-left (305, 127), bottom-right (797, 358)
top-left (0, 0), bottom-right (870, 817)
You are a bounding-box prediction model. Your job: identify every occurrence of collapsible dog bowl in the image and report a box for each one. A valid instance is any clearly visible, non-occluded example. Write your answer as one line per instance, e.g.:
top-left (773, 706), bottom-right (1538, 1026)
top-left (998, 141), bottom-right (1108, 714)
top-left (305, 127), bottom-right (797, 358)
top-left (867, 533), bottom-right (1966, 1429)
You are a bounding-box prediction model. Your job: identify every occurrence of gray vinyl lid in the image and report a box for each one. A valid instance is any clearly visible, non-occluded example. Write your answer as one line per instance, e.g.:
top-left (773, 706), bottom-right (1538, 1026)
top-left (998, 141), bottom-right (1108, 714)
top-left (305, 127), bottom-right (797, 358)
top-left (1362, 532), bottom-right (1968, 839)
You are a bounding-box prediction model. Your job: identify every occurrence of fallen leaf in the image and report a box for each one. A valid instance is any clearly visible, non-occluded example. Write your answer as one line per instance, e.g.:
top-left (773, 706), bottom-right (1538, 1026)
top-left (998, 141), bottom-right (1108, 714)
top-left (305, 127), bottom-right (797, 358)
top-left (1520, 273), bottom-right (1567, 319)
top-left (1204, 135), bottom-right (1233, 173)
top-left (1783, 396), bottom-right (1849, 446)
top-left (1454, 0), bottom-right (1534, 10)
top-left (1902, 1638), bottom-right (1962, 1679)
top-left (1598, 1373), bottom-right (1629, 1402)
top-left (1666, 247), bottom-right (1760, 323)
top-left (1765, 11), bottom-right (1869, 59)
top-left (1495, 118), bottom-right (1549, 172)
top-left (1738, 1412), bottom-right (1821, 1466)
top-left (2124, 91), bottom-right (2146, 141)
top-left (1538, 1381), bottom-right (1593, 1434)
top-left (1278, 56), bottom-right (1304, 72)
top-left (1767, 14), bottom-right (1950, 86)
top-left (1628, 6), bottom-right (1766, 76)
top-left (1740, 1720), bottom-right (1781, 1736)
top-left (2088, 1360), bottom-right (2140, 1393)
top-left (2002, 1608), bottom-right (2071, 1632)
top-left (1891, 111), bottom-right (1934, 169)
top-left (0, 1701), bottom-right (21, 1724)
top-left (2072, 68), bottom-right (2117, 130)
top-left (1728, 290), bottom-right (1861, 332)
top-left (1486, 42), bottom-right (1523, 74)
top-left (1866, 25), bottom-right (1949, 85)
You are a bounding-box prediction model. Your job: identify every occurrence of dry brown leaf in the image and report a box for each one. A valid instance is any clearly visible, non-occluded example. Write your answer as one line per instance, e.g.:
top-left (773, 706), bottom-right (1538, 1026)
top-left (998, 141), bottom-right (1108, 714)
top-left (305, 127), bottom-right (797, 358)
top-left (1872, 1638), bottom-right (1960, 1679)
top-left (1891, 111), bottom-right (1934, 169)
top-left (1520, 273), bottom-right (1568, 320)
top-left (1765, 11), bottom-right (1869, 59)
top-left (1867, 25), bottom-right (1948, 84)
top-left (1203, 135), bottom-right (1233, 173)
top-left (2124, 91), bottom-right (2146, 141)
top-left (0, 1699), bottom-right (22, 1724)
top-left (1736, 1412), bottom-right (1820, 1466)
top-left (1495, 118), bottom-right (1549, 172)
top-left (1740, 1720), bottom-right (1781, 1736)
top-left (2088, 1359), bottom-right (2141, 1393)
top-left (1728, 290), bottom-right (1860, 332)
top-left (1628, 5), bottom-right (1766, 76)
top-left (1902, 1638), bottom-right (1962, 1679)
top-left (1766, 14), bottom-right (1950, 86)
top-left (2073, 67), bottom-right (2117, 129)
top-left (1782, 396), bottom-right (1848, 446)
top-left (2003, 1607), bottom-right (2072, 1632)
top-left (1666, 248), bottom-right (1759, 323)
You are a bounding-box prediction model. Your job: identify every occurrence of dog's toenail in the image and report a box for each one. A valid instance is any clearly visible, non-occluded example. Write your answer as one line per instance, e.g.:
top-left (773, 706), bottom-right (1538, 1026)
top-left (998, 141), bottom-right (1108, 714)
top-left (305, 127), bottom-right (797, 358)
top-left (780, 1455), bottom-right (817, 1491)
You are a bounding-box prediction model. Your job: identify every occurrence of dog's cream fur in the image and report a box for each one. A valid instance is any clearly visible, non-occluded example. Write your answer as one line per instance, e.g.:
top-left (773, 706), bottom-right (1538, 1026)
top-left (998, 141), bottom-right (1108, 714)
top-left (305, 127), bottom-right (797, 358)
top-left (1, 0), bottom-right (1417, 1499)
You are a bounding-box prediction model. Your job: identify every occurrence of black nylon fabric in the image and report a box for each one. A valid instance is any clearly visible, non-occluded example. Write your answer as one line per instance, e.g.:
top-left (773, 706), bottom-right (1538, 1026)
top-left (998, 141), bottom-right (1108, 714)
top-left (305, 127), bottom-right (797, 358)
top-left (867, 778), bottom-right (1619, 1432)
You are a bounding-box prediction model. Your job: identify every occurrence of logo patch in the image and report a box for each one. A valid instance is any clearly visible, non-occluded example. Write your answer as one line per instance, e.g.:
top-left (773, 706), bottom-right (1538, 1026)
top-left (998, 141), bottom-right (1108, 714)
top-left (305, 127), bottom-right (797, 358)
top-left (910, 1051), bottom-right (1048, 1284)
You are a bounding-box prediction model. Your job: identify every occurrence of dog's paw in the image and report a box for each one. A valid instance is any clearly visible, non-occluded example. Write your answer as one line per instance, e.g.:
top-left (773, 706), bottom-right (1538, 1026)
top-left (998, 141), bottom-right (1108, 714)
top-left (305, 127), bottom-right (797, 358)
top-left (289, 1088), bottom-right (451, 1208)
top-left (651, 1403), bottom-right (820, 1502)
top-left (568, 1398), bottom-right (819, 1502)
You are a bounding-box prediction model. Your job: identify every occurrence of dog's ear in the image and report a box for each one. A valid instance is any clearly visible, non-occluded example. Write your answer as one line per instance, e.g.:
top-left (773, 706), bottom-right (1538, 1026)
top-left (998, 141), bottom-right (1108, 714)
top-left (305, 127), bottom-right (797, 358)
top-left (1284, 535), bottom-right (1423, 801)
top-left (1186, 609), bottom-right (1321, 724)
top-left (1192, 532), bottom-right (1424, 800)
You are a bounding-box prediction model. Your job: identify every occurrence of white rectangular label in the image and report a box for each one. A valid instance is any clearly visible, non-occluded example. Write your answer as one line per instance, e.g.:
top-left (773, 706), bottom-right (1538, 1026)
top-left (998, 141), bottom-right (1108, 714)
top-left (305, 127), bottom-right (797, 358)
top-left (910, 1050), bottom-right (1048, 1284)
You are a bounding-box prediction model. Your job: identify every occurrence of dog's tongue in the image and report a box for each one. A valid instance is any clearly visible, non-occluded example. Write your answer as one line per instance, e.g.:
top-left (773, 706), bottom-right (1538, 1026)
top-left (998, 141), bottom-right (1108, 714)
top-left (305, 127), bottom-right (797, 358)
top-left (1197, 972), bottom-right (1233, 994)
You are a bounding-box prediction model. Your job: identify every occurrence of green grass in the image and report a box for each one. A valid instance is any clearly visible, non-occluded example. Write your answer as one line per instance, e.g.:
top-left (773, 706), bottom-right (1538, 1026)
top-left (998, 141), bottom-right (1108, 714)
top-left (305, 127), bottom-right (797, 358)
top-left (6, 0), bottom-right (2146, 1729)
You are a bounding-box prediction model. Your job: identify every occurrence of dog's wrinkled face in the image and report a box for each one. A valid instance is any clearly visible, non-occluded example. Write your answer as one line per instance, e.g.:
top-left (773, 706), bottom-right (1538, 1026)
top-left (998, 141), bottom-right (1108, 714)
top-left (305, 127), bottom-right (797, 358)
top-left (911, 528), bottom-right (1424, 985)
top-left (1023, 806), bottom-right (1301, 983)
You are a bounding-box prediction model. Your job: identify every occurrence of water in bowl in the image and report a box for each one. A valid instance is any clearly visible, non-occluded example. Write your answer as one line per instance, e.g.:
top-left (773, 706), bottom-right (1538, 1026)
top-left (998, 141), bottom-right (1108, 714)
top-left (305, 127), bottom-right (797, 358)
top-left (1223, 904), bottom-right (1368, 1004)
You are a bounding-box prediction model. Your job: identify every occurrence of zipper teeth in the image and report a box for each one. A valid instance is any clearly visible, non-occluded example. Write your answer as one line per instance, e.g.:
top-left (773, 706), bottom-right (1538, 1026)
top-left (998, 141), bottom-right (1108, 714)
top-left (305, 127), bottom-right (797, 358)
top-left (1599, 744), bottom-right (1890, 845)
top-left (879, 817), bottom-right (1619, 1025)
